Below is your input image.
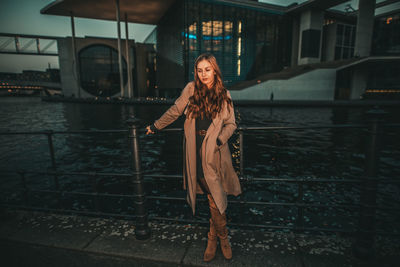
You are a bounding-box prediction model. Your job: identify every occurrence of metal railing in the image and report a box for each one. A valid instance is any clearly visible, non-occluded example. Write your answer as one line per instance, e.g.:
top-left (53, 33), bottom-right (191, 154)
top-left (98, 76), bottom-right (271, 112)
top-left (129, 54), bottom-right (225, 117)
top-left (1, 107), bottom-right (399, 258)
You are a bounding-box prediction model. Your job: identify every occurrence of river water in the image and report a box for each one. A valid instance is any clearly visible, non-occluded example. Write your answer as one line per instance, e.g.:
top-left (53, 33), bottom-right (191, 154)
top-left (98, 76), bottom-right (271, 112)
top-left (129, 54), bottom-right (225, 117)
top-left (0, 97), bottom-right (399, 234)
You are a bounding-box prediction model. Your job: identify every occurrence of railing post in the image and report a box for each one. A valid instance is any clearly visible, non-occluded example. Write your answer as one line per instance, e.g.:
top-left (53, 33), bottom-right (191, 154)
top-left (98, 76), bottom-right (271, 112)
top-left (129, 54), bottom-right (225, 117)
top-left (127, 116), bottom-right (151, 240)
top-left (353, 107), bottom-right (386, 259)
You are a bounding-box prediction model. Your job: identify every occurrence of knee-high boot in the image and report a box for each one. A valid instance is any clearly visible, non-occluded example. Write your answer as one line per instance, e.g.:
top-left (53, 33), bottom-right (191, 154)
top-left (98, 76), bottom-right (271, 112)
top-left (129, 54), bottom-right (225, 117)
top-left (208, 194), bottom-right (232, 260)
top-left (204, 194), bottom-right (217, 262)
top-left (203, 218), bottom-right (217, 261)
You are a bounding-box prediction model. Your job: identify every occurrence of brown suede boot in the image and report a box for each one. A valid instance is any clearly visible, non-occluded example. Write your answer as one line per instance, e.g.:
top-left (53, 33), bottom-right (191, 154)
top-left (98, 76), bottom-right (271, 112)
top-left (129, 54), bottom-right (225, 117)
top-left (203, 218), bottom-right (217, 262)
top-left (208, 194), bottom-right (232, 260)
top-left (214, 212), bottom-right (232, 260)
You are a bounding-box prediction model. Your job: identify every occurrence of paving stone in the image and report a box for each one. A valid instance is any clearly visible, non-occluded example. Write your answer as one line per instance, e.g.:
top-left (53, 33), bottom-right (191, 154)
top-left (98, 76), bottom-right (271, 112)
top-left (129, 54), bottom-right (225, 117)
top-left (1, 210), bottom-right (101, 248)
top-left (85, 221), bottom-right (192, 265)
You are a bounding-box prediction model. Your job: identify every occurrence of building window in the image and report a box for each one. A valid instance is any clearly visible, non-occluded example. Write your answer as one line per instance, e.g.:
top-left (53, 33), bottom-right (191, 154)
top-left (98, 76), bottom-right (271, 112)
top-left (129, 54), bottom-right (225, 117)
top-left (78, 44), bottom-right (127, 97)
top-left (372, 14), bottom-right (400, 55)
top-left (180, 0), bottom-right (286, 87)
top-left (301, 29), bottom-right (321, 58)
top-left (335, 23), bottom-right (355, 60)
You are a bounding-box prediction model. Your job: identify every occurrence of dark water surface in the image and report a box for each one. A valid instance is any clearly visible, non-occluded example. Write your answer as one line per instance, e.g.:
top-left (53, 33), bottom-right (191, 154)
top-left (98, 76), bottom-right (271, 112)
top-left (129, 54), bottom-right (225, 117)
top-left (0, 97), bottom-right (399, 234)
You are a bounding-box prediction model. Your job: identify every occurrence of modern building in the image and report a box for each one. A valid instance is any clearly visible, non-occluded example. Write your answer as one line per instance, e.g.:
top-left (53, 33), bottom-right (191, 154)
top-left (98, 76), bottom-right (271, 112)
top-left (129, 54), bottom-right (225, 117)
top-left (41, 0), bottom-right (160, 98)
top-left (228, 0), bottom-right (400, 100)
top-left (41, 0), bottom-right (400, 100)
top-left (152, 0), bottom-right (291, 94)
top-left (57, 36), bottom-right (155, 98)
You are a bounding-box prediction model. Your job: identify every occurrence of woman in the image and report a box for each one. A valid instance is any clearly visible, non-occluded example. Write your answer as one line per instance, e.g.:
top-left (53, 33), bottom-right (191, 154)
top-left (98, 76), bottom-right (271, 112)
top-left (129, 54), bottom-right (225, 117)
top-left (146, 53), bottom-right (241, 262)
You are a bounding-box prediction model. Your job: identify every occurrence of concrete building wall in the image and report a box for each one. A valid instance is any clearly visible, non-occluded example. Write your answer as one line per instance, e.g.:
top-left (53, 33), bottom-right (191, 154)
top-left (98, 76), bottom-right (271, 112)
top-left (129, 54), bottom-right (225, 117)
top-left (323, 23), bottom-right (337, 62)
top-left (349, 65), bottom-right (368, 100)
top-left (291, 17), bottom-right (300, 67)
top-left (354, 0), bottom-right (375, 57)
top-left (229, 68), bottom-right (337, 101)
top-left (156, 0), bottom-right (185, 94)
top-left (57, 38), bottom-right (79, 97)
top-left (298, 9), bottom-right (324, 65)
top-left (58, 37), bottom-right (136, 98)
top-left (135, 43), bottom-right (156, 98)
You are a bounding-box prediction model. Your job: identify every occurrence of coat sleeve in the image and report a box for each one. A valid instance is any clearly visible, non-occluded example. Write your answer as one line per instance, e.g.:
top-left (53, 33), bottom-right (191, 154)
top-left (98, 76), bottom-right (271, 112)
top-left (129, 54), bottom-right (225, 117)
top-left (217, 90), bottom-right (237, 145)
top-left (153, 82), bottom-right (193, 130)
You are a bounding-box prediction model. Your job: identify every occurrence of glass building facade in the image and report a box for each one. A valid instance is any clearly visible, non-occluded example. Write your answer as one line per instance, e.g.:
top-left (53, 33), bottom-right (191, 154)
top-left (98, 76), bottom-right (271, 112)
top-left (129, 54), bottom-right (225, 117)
top-left (372, 12), bottom-right (400, 55)
top-left (156, 0), bottom-right (290, 93)
top-left (334, 23), bottom-right (356, 60)
top-left (78, 44), bottom-right (127, 97)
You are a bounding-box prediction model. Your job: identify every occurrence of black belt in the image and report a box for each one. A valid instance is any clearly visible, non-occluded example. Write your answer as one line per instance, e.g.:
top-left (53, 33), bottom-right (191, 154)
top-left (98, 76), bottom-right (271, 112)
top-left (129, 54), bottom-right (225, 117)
top-left (196, 130), bottom-right (207, 136)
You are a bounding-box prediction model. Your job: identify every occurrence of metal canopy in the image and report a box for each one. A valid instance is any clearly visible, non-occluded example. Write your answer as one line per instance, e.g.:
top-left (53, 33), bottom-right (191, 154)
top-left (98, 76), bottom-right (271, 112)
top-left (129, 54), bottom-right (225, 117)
top-left (40, 0), bottom-right (176, 25)
top-left (287, 0), bottom-right (350, 14)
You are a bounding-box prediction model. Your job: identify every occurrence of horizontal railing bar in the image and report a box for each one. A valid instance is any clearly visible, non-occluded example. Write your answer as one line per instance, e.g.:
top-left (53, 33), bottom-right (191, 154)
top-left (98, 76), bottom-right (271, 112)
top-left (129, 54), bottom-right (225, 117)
top-left (19, 190), bottom-right (400, 211)
top-left (228, 199), bottom-right (360, 209)
top-left (0, 130), bottom-right (128, 135)
top-left (3, 205), bottom-right (398, 236)
top-left (249, 177), bottom-right (400, 183)
top-left (0, 170), bottom-right (133, 177)
top-left (144, 174), bottom-right (182, 179)
top-left (1, 204), bottom-right (137, 219)
top-left (143, 123), bottom-right (400, 132)
top-left (1, 123), bottom-right (399, 136)
top-left (237, 124), bottom-right (369, 131)
top-left (246, 177), bottom-right (363, 183)
top-left (2, 169), bottom-right (400, 184)
top-left (28, 189), bottom-right (127, 198)
top-left (53, 130), bottom-right (128, 134)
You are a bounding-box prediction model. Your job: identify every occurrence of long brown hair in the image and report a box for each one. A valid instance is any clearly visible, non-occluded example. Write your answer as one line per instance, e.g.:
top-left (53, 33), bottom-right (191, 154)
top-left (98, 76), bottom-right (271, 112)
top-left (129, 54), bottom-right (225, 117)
top-left (187, 53), bottom-right (232, 119)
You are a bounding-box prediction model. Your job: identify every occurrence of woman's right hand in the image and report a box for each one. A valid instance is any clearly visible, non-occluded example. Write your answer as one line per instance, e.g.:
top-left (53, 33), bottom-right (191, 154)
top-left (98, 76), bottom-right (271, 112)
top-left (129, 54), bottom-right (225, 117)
top-left (146, 125), bottom-right (155, 135)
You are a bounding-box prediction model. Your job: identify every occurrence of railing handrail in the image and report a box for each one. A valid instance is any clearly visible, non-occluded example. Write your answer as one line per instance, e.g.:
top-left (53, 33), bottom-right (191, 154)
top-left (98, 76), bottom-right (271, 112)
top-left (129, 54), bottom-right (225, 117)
top-left (1, 169), bottom-right (399, 184)
top-left (1, 122), bottom-right (400, 135)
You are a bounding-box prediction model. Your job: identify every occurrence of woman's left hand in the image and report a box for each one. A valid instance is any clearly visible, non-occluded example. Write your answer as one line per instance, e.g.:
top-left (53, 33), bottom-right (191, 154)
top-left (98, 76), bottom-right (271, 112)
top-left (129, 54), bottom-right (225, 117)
top-left (146, 125), bottom-right (155, 135)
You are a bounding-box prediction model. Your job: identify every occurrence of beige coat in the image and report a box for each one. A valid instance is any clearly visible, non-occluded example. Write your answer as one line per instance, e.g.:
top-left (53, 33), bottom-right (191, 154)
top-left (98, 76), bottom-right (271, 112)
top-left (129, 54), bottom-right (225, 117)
top-left (153, 81), bottom-right (242, 214)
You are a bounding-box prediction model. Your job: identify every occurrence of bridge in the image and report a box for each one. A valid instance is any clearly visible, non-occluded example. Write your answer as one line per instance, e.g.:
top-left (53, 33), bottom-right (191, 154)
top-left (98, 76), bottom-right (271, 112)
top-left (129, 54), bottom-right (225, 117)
top-left (0, 33), bottom-right (61, 96)
top-left (0, 33), bottom-right (58, 56)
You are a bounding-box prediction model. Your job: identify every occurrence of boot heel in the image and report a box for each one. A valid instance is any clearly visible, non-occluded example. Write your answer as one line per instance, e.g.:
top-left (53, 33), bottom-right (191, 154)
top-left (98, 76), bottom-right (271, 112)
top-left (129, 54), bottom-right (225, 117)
top-left (204, 219), bottom-right (217, 262)
top-left (219, 236), bottom-right (232, 260)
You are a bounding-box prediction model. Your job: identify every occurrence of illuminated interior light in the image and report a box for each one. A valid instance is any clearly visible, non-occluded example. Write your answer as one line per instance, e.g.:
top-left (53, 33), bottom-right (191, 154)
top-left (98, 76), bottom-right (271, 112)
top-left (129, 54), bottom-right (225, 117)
top-left (237, 37), bottom-right (241, 56)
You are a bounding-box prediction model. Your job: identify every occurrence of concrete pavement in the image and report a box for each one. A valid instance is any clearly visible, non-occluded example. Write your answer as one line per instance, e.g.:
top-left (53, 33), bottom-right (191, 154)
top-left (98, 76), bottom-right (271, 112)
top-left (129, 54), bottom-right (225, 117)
top-left (0, 209), bottom-right (398, 267)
